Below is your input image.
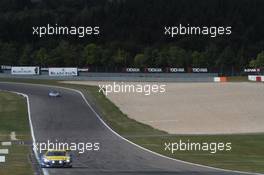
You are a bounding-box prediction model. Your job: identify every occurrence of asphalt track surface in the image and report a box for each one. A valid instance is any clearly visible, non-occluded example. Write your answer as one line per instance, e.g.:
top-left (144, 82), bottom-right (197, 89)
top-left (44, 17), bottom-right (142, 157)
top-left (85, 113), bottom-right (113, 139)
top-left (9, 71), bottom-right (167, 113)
top-left (0, 82), bottom-right (251, 175)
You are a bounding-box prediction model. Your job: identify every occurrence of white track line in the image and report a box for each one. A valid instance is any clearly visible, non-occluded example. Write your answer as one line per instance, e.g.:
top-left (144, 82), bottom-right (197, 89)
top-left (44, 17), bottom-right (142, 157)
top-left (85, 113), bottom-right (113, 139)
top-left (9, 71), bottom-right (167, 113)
top-left (1, 82), bottom-right (262, 175)
top-left (3, 90), bottom-right (49, 175)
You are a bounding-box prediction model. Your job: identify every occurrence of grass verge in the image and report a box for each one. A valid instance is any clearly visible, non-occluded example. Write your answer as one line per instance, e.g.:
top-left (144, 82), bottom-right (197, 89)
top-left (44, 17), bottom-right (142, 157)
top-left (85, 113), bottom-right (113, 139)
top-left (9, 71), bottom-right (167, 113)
top-left (0, 91), bottom-right (33, 175)
top-left (0, 77), bottom-right (264, 173)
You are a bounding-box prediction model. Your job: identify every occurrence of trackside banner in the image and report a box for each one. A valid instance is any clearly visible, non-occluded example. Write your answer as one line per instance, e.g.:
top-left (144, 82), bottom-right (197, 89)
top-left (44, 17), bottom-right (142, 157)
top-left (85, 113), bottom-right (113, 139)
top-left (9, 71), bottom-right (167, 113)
top-left (192, 68), bottom-right (208, 73)
top-left (78, 68), bottom-right (89, 72)
top-left (49, 67), bottom-right (78, 76)
top-left (11, 66), bottom-right (40, 75)
top-left (125, 68), bottom-right (141, 73)
top-left (1, 65), bottom-right (12, 70)
top-left (145, 68), bottom-right (163, 73)
top-left (167, 68), bottom-right (185, 73)
top-left (244, 68), bottom-right (261, 73)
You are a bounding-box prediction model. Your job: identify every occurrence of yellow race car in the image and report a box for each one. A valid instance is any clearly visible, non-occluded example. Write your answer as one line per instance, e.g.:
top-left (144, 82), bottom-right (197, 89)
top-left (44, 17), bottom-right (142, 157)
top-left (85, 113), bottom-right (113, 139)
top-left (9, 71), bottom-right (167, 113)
top-left (41, 150), bottom-right (72, 168)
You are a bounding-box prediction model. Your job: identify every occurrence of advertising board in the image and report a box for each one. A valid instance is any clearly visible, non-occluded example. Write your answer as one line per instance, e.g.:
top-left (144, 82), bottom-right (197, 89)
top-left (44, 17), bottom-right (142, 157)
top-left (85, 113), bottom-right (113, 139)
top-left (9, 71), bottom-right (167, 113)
top-left (145, 68), bottom-right (163, 73)
top-left (125, 68), bottom-right (141, 73)
top-left (168, 68), bottom-right (185, 73)
top-left (11, 66), bottom-right (40, 75)
top-left (49, 67), bottom-right (78, 76)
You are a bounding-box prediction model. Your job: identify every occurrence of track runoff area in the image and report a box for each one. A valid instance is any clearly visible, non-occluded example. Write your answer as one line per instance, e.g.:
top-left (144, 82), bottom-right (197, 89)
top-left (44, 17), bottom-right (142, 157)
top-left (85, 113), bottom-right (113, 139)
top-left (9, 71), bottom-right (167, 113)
top-left (0, 66), bottom-right (264, 175)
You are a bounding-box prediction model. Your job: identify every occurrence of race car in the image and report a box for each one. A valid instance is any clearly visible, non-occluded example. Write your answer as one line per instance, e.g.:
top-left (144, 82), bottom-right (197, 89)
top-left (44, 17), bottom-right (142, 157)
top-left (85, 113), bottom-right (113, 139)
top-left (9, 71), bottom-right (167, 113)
top-left (48, 91), bottom-right (61, 97)
top-left (41, 150), bottom-right (72, 168)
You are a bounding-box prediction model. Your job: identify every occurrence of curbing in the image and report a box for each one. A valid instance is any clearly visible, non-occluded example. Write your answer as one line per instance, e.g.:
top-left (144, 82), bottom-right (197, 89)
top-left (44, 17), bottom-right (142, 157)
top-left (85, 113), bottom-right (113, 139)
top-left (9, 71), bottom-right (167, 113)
top-left (0, 156), bottom-right (5, 162)
top-left (0, 149), bottom-right (9, 154)
top-left (1, 142), bottom-right (12, 146)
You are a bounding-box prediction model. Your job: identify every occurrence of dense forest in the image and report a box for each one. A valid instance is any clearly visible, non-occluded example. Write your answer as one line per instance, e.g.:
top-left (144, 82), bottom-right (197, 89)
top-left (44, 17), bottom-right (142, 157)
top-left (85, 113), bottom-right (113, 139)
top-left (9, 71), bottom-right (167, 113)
top-left (0, 0), bottom-right (263, 69)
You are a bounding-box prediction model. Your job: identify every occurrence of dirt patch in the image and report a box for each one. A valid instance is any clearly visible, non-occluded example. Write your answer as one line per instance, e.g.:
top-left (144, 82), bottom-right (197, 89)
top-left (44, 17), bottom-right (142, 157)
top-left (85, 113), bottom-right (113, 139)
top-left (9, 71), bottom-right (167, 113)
top-left (62, 81), bottom-right (264, 134)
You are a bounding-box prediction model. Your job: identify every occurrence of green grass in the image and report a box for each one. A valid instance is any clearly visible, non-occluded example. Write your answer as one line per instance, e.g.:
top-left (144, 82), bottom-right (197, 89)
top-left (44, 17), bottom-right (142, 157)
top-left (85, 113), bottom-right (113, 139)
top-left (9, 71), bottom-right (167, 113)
top-left (0, 91), bottom-right (33, 175)
top-left (86, 86), bottom-right (166, 136)
top-left (129, 135), bottom-right (264, 173)
top-left (1, 77), bottom-right (264, 173)
top-left (0, 92), bottom-right (31, 141)
top-left (0, 145), bottom-right (33, 175)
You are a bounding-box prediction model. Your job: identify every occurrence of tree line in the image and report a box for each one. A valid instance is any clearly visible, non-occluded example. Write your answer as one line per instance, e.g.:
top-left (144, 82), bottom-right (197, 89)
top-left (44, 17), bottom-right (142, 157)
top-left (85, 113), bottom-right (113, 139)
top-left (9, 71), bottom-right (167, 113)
top-left (0, 0), bottom-right (263, 68)
top-left (1, 41), bottom-right (263, 68)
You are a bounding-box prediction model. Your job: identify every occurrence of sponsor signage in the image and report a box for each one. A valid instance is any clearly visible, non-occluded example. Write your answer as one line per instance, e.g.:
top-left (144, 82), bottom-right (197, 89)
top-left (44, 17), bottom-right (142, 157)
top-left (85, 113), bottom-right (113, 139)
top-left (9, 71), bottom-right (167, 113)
top-left (125, 68), bottom-right (140, 73)
top-left (40, 68), bottom-right (49, 71)
top-left (192, 68), bottom-right (208, 73)
top-left (1, 65), bottom-right (11, 70)
top-left (49, 67), bottom-right (78, 76)
top-left (11, 66), bottom-right (39, 75)
top-left (145, 68), bottom-right (163, 73)
top-left (168, 68), bottom-right (185, 73)
top-left (244, 68), bottom-right (261, 73)
top-left (78, 68), bottom-right (89, 72)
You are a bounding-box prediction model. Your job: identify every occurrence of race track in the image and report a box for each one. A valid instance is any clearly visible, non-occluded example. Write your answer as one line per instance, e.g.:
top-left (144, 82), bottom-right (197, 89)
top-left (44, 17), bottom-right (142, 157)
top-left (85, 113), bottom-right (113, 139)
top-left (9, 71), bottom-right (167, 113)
top-left (0, 82), bottom-right (249, 175)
